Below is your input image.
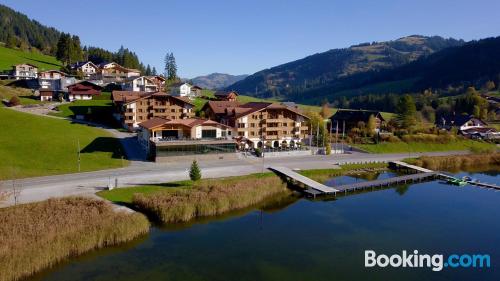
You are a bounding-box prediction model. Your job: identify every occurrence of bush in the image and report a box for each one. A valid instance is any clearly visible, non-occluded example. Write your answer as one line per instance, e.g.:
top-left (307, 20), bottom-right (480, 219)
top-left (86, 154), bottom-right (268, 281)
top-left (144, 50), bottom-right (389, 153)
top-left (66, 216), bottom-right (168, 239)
top-left (9, 96), bottom-right (20, 106)
top-left (254, 148), bottom-right (262, 157)
top-left (189, 160), bottom-right (201, 181)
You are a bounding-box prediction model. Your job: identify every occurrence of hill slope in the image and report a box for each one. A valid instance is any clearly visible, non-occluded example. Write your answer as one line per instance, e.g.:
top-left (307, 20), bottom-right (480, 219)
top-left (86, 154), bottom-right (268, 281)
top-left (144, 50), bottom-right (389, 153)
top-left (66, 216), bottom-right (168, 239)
top-left (297, 36), bottom-right (500, 104)
top-left (0, 45), bottom-right (62, 71)
top-left (228, 35), bottom-right (464, 100)
top-left (191, 73), bottom-right (248, 90)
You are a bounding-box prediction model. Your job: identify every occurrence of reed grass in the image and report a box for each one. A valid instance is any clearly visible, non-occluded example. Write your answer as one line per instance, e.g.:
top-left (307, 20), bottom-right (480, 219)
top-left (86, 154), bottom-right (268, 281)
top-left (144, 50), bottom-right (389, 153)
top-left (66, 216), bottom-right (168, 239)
top-left (0, 197), bottom-right (149, 281)
top-left (132, 174), bottom-right (290, 223)
top-left (413, 153), bottom-right (500, 171)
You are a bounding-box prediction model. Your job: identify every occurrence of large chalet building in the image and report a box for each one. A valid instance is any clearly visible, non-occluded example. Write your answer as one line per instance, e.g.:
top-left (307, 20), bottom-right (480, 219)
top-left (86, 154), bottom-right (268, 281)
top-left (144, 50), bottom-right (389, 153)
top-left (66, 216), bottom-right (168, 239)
top-left (112, 91), bottom-right (195, 130)
top-left (202, 101), bottom-right (310, 149)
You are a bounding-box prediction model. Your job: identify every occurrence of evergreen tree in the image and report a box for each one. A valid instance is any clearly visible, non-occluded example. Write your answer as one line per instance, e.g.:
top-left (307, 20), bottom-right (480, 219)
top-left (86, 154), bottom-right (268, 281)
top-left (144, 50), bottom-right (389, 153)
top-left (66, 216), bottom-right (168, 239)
top-left (397, 95), bottom-right (417, 129)
top-left (56, 33), bottom-right (69, 63)
top-left (164, 52), bottom-right (178, 80)
top-left (152, 67), bottom-right (157, 75)
top-left (189, 160), bottom-right (201, 181)
top-left (6, 33), bottom-right (17, 48)
top-left (145, 64), bottom-right (152, 76)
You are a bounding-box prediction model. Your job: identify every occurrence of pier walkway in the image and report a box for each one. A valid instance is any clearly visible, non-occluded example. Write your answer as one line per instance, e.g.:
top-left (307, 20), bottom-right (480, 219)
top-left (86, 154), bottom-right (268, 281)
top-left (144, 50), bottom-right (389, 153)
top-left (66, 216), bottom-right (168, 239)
top-left (269, 166), bottom-right (338, 194)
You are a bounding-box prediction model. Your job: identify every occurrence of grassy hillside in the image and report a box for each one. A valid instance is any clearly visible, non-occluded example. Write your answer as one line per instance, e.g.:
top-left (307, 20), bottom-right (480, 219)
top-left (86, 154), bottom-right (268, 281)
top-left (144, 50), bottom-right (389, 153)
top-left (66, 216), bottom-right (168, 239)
top-left (0, 85), bottom-right (41, 105)
top-left (0, 45), bottom-right (62, 72)
top-left (0, 108), bottom-right (126, 180)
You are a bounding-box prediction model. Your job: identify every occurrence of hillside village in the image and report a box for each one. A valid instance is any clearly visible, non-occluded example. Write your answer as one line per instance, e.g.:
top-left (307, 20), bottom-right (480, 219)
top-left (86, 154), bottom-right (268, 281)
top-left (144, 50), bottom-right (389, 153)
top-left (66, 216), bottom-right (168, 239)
top-left (1, 56), bottom-right (499, 164)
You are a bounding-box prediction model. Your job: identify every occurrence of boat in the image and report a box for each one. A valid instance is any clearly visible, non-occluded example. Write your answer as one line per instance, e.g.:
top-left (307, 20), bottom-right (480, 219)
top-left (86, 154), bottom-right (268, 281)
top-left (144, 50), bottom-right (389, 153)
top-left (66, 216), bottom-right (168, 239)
top-left (447, 178), bottom-right (467, 186)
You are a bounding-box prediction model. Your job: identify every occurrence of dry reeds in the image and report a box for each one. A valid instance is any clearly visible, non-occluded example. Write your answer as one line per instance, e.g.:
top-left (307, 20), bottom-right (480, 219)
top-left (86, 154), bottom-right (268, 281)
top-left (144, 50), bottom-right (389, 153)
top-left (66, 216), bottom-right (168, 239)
top-left (133, 175), bottom-right (290, 223)
top-left (414, 153), bottom-right (500, 171)
top-left (0, 197), bottom-right (149, 281)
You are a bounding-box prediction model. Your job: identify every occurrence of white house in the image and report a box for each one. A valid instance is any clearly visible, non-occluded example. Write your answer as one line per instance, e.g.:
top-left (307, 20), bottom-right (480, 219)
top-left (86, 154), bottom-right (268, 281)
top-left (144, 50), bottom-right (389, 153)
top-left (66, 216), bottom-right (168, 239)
top-left (122, 76), bottom-right (159, 92)
top-left (170, 82), bottom-right (196, 99)
top-left (69, 61), bottom-right (99, 79)
top-left (12, 64), bottom-right (38, 80)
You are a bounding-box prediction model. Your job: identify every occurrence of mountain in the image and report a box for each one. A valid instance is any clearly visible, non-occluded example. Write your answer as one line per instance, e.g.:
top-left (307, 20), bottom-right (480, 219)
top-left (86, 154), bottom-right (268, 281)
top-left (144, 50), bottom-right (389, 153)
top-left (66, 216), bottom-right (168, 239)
top-left (227, 35), bottom-right (464, 101)
top-left (191, 73), bottom-right (248, 90)
top-left (0, 4), bottom-right (60, 54)
top-left (296, 36), bottom-right (500, 104)
top-left (0, 4), bottom-right (147, 72)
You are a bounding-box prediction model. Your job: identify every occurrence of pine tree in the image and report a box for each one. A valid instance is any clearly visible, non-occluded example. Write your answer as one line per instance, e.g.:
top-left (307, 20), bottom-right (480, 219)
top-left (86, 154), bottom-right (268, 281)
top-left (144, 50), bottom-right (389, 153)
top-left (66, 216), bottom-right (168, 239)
top-left (56, 33), bottom-right (69, 63)
top-left (145, 64), bottom-right (152, 76)
top-left (397, 95), bottom-right (417, 129)
top-left (189, 160), bottom-right (201, 181)
top-left (168, 53), bottom-right (177, 80)
top-left (152, 67), bottom-right (157, 75)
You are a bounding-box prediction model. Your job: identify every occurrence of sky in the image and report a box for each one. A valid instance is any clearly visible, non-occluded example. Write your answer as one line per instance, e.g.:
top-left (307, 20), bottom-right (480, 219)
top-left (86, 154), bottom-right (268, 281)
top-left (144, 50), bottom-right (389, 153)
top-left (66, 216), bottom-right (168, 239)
top-left (2, 0), bottom-right (500, 78)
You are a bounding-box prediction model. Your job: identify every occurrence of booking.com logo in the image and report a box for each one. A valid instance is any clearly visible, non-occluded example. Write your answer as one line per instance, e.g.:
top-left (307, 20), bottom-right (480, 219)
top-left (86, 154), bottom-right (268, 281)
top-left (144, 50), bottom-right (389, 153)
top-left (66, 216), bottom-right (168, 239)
top-left (365, 250), bottom-right (491, 271)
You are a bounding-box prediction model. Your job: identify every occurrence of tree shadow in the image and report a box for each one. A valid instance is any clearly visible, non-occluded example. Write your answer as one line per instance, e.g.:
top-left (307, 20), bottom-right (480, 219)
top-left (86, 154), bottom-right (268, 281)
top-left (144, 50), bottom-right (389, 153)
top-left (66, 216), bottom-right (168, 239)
top-left (80, 137), bottom-right (124, 159)
top-left (22, 56), bottom-right (62, 68)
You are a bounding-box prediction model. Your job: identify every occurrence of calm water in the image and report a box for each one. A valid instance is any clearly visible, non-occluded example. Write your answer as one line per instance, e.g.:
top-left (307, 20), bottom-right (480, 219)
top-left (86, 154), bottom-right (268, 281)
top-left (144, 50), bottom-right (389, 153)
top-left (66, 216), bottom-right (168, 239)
top-left (30, 170), bottom-right (500, 281)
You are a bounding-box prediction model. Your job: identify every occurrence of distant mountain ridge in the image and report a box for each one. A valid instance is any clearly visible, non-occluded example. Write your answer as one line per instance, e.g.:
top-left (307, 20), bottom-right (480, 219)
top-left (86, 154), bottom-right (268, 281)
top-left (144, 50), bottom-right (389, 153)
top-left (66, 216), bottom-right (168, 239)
top-left (191, 73), bottom-right (248, 90)
top-left (227, 35), bottom-right (465, 101)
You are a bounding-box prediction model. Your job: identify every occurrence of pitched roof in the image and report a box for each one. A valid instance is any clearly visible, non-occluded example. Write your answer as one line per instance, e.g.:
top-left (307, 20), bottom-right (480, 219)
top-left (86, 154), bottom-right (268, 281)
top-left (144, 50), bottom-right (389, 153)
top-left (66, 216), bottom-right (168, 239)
top-left (70, 61), bottom-right (97, 69)
top-left (440, 115), bottom-right (487, 127)
top-left (67, 80), bottom-right (103, 90)
top-left (214, 90), bottom-right (238, 97)
top-left (203, 100), bottom-right (242, 114)
top-left (331, 109), bottom-right (384, 122)
top-left (111, 91), bottom-right (195, 106)
top-left (39, 70), bottom-right (68, 76)
top-left (138, 117), bottom-right (231, 130)
top-left (170, 82), bottom-right (191, 87)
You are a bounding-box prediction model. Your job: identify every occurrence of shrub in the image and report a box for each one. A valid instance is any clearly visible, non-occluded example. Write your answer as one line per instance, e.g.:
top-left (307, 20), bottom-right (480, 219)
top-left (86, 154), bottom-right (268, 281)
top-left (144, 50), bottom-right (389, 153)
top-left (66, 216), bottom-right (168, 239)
top-left (189, 160), bottom-right (201, 181)
top-left (325, 143), bottom-right (331, 155)
top-left (9, 96), bottom-right (20, 106)
top-left (133, 175), bottom-right (290, 223)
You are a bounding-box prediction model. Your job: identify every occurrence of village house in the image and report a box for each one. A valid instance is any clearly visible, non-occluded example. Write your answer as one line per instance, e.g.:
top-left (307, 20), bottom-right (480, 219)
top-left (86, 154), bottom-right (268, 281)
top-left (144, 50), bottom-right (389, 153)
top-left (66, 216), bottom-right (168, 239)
top-left (214, 90), bottom-right (238, 101)
top-left (137, 117), bottom-right (236, 161)
top-left (112, 91), bottom-right (195, 130)
top-left (437, 114), bottom-right (498, 139)
top-left (170, 82), bottom-right (198, 99)
top-left (96, 63), bottom-right (141, 83)
top-left (69, 61), bottom-right (99, 79)
top-left (329, 109), bottom-right (385, 132)
top-left (203, 101), bottom-right (310, 149)
top-left (38, 70), bottom-right (67, 101)
top-left (67, 81), bottom-right (103, 101)
top-left (11, 64), bottom-right (38, 80)
top-left (122, 76), bottom-right (159, 92)
top-left (147, 75), bottom-right (167, 92)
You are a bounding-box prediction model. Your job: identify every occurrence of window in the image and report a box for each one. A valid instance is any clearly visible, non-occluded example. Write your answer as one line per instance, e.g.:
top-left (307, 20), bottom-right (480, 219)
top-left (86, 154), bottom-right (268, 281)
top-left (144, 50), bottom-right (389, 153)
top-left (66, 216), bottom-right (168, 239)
top-left (250, 132), bottom-right (255, 136)
top-left (238, 123), bottom-right (245, 128)
top-left (171, 109), bottom-right (176, 113)
top-left (202, 129), bottom-right (217, 138)
top-left (250, 123), bottom-right (255, 128)
top-left (283, 131), bottom-right (287, 134)
top-left (238, 132), bottom-right (244, 136)
top-left (221, 131), bottom-right (227, 137)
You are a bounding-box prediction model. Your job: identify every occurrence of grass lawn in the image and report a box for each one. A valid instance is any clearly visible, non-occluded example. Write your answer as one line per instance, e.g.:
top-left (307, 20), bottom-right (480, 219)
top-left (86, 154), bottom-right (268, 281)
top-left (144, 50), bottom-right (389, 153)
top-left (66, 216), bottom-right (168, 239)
top-left (0, 46), bottom-right (62, 72)
top-left (355, 140), bottom-right (497, 153)
top-left (0, 108), bottom-right (127, 180)
top-left (0, 85), bottom-right (42, 106)
top-left (49, 92), bottom-right (120, 127)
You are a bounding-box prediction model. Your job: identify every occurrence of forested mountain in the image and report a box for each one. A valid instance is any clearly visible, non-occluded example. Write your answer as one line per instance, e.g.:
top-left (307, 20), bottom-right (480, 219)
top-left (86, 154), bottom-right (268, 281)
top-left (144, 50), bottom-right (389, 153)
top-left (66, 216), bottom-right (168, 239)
top-left (0, 4), bottom-right (147, 72)
top-left (227, 35), bottom-right (464, 101)
top-left (191, 73), bottom-right (248, 90)
top-left (295, 36), bottom-right (500, 105)
top-left (0, 4), bottom-right (60, 54)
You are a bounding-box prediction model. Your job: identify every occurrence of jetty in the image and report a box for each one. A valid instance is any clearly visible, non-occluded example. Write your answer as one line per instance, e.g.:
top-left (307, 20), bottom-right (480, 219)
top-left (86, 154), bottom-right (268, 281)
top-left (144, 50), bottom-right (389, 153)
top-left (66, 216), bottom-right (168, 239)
top-left (270, 160), bottom-right (500, 197)
top-left (269, 166), bottom-right (338, 195)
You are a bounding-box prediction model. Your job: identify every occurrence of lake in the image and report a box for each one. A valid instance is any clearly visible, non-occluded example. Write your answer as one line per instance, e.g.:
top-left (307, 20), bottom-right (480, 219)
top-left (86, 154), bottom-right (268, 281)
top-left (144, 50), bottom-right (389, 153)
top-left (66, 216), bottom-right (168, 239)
top-left (30, 169), bottom-right (500, 281)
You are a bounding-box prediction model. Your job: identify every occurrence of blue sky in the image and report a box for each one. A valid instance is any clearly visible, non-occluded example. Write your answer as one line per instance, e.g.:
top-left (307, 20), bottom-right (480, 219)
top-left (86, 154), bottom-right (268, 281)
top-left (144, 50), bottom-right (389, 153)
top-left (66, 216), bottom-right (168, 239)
top-left (2, 0), bottom-right (499, 78)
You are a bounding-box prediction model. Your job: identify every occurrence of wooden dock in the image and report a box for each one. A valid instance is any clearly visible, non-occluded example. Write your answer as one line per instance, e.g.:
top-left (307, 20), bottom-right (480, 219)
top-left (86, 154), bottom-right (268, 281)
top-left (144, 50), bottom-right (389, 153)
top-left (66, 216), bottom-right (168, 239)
top-left (269, 166), bottom-right (338, 194)
top-left (333, 172), bottom-right (438, 193)
top-left (270, 161), bottom-right (499, 197)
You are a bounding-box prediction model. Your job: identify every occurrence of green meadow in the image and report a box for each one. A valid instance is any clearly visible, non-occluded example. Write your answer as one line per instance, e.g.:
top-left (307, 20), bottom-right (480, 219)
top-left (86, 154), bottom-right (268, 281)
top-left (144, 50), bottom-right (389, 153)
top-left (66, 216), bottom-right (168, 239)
top-left (0, 108), bottom-right (127, 180)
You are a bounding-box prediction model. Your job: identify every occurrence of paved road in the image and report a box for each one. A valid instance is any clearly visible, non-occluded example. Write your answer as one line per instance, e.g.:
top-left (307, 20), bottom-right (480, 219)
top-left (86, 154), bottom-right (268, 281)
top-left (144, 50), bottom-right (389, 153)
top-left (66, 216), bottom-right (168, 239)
top-left (0, 151), bottom-right (467, 207)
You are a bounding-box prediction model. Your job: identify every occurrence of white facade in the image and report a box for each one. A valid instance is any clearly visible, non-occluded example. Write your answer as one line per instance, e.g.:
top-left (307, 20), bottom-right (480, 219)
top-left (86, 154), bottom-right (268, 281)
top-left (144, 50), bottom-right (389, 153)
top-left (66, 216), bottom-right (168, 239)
top-left (78, 62), bottom-right (98, 78)
top-left (68, 94), bottom-right (93, 101)
top-left (171, 83), bottom-right (195, 98)
top-left (122, 76), bottom-right (158, 92)
top-left (13, 64), bottom-right (38, 80)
